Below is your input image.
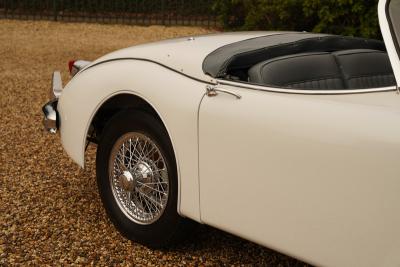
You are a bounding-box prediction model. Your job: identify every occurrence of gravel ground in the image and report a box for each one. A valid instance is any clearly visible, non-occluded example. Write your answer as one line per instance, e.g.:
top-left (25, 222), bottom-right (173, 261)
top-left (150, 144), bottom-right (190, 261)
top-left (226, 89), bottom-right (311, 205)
top-left (0, 20), bottom-right (310, 266)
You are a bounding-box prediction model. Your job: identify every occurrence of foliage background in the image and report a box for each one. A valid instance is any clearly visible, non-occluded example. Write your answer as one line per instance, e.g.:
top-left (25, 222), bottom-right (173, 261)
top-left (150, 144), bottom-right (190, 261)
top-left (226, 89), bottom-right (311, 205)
top-left (0, 0), bottom-right (218, 26)
top-left (213, 0), bottom-right (381, 39)
top-left (0, 0), bottom-right (382, 39)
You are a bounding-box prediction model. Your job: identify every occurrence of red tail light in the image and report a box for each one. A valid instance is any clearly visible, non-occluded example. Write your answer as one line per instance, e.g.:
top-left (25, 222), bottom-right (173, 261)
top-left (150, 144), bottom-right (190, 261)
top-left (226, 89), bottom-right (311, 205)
top-left (67, 59), bottom-right (91, 77)
top-left (68, 60), bottom-right (76, 74)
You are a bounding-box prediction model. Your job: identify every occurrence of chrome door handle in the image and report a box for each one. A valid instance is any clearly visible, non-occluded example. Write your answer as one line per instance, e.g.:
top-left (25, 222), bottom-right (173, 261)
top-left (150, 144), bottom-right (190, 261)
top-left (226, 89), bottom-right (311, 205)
top-left (206, 85), bottom-right (241, 99)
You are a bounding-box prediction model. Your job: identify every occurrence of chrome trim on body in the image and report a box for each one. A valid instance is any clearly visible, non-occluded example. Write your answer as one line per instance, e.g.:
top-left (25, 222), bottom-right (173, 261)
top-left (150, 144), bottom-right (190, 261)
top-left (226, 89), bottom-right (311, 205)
top-left (51, 71), bottom-right (63, 98)
top-left (42, 71), bottom-right (63, 134)
top-left (42, 99), bottom-right (58, 134)
top-left (217, 79), bottom-right (398, 95)
top-left (71, 60), bottom-right (92, 77)
top-left (206, 85), bottom-right (242, 99)
top-left (81, 57), bottom-right (218, 85)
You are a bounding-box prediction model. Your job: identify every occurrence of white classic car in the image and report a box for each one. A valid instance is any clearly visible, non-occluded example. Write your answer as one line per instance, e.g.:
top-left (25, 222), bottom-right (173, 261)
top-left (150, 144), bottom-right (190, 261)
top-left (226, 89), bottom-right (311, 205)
top-left (42, 0), bottom-right (400, 266)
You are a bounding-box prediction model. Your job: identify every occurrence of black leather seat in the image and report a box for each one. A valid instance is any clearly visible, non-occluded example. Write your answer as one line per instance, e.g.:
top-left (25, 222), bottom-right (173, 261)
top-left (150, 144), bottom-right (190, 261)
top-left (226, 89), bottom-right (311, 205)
top-left (248, 49), bottom-right (395, 90)
top-left (248, 52), bottom-right (345, 89)
top-left (333, 49), bottom-right (395, 89)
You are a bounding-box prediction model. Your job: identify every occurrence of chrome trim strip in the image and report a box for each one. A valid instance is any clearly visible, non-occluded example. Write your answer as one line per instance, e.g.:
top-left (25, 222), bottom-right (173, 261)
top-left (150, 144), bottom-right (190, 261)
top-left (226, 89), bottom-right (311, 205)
top-left (217, 79), bottom-right (397, 95)
top-left (51, 71), bottom-right (63, 99)
top-left (385, 0), bottom-right (400, 94)
top-left (71, 60), bottom-right (92, 77)
top-left (206, 85), bottom-right (242, 99)
top-left (43, 71), bottom-right (62, 134)
top-left (82, 58), bottom-right (217, 85)
top-left (42, 99), bottom-right (58, 134)
top-left (386, 0), bottom-right (400, 66)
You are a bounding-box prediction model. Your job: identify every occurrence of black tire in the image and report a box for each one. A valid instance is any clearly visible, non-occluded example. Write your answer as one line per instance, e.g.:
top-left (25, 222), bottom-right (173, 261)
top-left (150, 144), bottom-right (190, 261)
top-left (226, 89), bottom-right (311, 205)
top-left (96, 109), bottom-right (194, 248)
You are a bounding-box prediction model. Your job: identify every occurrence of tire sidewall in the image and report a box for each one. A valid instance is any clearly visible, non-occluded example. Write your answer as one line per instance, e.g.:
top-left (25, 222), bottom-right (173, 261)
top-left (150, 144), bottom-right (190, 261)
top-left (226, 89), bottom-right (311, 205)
top-left (96, 110), bottom-right (180, 247)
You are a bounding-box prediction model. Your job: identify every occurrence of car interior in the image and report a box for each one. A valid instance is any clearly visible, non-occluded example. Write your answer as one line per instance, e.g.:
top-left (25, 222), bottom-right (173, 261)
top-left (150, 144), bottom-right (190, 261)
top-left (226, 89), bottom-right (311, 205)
top-left (203, 33), bottom-right (396, 90)
top-left (247, 49), bottom-right (395, 89)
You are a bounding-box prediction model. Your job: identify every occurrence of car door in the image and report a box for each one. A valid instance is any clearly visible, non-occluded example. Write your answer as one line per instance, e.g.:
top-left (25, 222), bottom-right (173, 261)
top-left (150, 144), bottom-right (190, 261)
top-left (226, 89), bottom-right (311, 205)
top-left (198, 85), bottom-right (400, 267)
top-left (198, 2), bottom-right (400, 265)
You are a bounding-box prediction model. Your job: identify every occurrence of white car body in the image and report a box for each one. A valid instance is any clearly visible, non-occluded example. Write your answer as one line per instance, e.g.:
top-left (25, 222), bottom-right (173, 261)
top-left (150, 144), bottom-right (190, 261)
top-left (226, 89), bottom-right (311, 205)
top-left (47, 0), bottom-right (400, 266)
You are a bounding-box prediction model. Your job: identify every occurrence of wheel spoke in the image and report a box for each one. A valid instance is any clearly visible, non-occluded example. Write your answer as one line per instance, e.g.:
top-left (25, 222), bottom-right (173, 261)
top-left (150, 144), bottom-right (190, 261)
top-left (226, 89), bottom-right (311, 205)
top-left (144, 145), bottom-right (157, 159)
top-left (137, 190), bottom-right (163, 208)
top-left (109, 132), bottom-right (169, 225)
top-left (130, 138), bottom-right (141, 162)
top-left (115, 154), bottom-right (127, 172)
top-left (136, 181), bottom-right (167, 196)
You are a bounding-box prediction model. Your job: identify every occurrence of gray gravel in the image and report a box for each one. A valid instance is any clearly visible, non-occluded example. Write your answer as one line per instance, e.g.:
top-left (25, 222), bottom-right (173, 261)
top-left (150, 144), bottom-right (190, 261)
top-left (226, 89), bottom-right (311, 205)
top-left (0, 19), bottom-right (310, 266)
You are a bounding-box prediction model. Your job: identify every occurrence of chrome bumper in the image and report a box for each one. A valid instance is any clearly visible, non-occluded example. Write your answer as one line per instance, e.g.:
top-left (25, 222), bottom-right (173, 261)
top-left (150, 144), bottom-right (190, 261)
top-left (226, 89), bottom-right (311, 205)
top-left (42, 99), bottom-right (59, 133)
top-left (42, 71), bottom-right (63, 134)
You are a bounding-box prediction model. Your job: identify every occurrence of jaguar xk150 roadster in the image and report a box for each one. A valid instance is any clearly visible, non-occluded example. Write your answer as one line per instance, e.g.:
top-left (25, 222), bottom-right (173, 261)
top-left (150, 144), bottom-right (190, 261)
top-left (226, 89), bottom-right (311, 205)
top-left (42, 0), bottom-right (400, 266)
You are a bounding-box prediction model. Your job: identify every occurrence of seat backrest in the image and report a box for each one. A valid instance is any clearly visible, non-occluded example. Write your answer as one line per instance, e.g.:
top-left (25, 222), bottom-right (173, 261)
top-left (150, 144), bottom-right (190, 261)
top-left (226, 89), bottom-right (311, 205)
top-left (248, 52), bottom-right (345, 90)
top-left (333, 49), bottom-right (396, 89)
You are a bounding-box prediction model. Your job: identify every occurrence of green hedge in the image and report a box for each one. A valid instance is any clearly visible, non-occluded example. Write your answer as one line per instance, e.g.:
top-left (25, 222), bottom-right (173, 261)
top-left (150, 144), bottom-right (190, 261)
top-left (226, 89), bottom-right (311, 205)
top-left (213, 0), bottom-right (381, 39)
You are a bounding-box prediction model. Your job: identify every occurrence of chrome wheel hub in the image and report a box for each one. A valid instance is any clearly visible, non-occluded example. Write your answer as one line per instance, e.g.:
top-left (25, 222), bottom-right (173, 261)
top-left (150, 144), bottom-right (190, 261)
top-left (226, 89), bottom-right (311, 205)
top-left (109, 132), bottom-right (169, 225)
top-left (118, 170), bottom-right (136, 192)
top-left (133, 161), bottom-right (153, 180)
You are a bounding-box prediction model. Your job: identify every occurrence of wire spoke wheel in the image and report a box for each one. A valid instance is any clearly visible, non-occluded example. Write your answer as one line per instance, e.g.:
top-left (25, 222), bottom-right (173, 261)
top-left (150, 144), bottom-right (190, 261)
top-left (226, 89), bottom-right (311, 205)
top-left (108, 132), bottom-right (169, 225)
top-left (97, 110), bottom-right (194, 247)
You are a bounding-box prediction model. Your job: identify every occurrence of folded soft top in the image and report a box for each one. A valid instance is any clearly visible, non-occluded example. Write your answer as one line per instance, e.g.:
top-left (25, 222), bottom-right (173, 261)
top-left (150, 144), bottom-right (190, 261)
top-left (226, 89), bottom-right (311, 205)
top-left (202, 32), bottom-right (386, 78)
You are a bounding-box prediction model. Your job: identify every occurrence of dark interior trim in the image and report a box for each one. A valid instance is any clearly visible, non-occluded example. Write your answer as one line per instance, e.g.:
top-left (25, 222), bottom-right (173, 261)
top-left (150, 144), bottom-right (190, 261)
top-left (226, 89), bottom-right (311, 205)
top-left (203, 33), bottom-right (386, 78)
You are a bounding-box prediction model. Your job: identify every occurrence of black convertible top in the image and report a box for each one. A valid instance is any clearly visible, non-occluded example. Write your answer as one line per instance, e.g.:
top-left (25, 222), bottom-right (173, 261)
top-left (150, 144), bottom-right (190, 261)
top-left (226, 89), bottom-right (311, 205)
top-left (202, 32), bottom-right (386, 78)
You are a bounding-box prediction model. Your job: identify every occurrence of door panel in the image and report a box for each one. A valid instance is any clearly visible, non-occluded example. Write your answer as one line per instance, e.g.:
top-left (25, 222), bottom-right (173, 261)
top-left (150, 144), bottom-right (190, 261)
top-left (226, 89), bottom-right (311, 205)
top-left (199, 85), bottom-right (400, 267)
